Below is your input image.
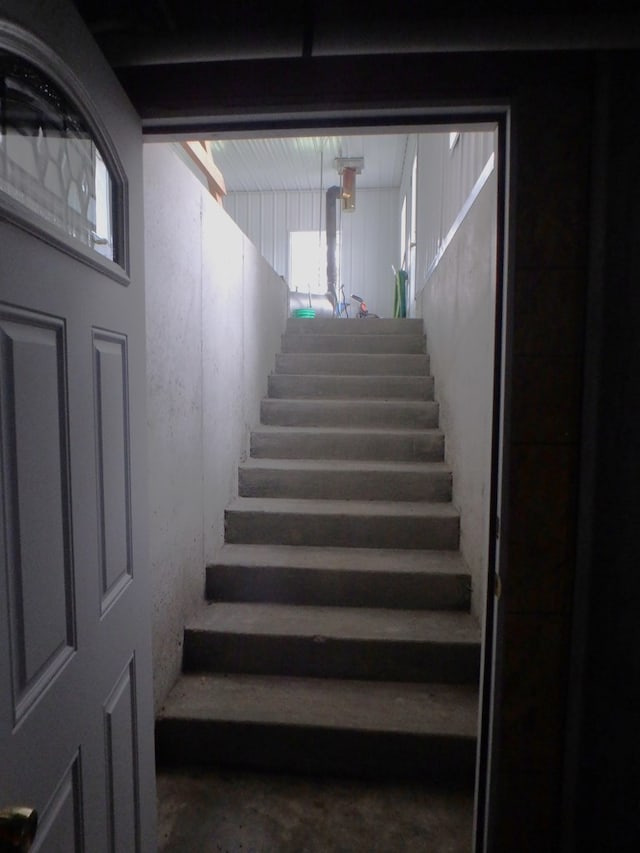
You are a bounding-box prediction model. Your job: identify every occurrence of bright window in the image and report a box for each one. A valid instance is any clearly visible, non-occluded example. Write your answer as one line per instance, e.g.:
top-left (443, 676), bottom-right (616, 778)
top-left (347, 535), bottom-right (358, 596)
top-left (288, 230), bottom-right (338, 295)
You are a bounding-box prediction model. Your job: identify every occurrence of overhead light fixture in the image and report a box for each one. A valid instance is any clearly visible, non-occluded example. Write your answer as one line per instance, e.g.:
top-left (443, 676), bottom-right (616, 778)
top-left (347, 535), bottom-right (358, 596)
top-left (335, 157), bottom-right (364, 212)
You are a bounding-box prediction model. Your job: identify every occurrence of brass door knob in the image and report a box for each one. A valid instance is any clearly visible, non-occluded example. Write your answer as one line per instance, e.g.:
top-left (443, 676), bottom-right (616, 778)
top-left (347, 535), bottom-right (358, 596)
top-left (0, 807), bottom-right (38, 852)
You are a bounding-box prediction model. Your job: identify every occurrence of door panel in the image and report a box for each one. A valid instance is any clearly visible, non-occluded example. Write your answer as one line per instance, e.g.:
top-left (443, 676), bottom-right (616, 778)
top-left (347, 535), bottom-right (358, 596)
top-left (0, 3), bottom-right (156, 850)
top-left (104, 659), bottom-right (139, 853)
top-left (31, 755), bottom-right (83, 853)
top-left (93, 330), bottom-right (132, 611)
top-left (0, 309), bottom-right (75, 723)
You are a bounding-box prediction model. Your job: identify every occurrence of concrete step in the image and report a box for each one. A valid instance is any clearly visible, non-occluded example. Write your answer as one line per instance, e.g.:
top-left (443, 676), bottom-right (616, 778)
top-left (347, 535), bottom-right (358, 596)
top-left (183, 603), bottom-right (480, 683)
top-left (224, 497), bottom-right (460, 550)
top-left (286, 317), bottom-right (425, 336)
top-left (207, 544), bottom-right (471, 610)
top-left (267, 373), bottom-right (434, 400)
top-left (260, 398), bottom-right (439, 429)
top-left (155, 673), bottom-right (478, 781)
top-left (250, 425), bottom-right (445, 461)
top-left (282, 333), bottom-right (426, 354)
top-left (275, 352), bottom-right (429, 376)
top-left (238, 459), bottom-right (452, 502)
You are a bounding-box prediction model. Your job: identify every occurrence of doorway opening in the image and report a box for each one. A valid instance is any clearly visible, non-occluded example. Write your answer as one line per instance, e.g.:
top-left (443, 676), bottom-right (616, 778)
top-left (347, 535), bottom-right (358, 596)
top-left (148, 114), bottom-right (509, 853)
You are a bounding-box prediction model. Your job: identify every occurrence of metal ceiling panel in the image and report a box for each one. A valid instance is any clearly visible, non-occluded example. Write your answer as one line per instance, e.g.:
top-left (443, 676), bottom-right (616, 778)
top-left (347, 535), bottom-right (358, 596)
top-left (209, 134), bottom-right (410, 193)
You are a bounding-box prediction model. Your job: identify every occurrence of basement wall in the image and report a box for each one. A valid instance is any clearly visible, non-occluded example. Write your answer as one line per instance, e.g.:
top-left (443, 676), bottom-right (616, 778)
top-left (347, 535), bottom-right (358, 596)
top-left (413, 132), bottom-right (498, 620)
top-left (144, 143), bottom-right (288, 710)
top-left (223, 187), bottom-right (398, 317)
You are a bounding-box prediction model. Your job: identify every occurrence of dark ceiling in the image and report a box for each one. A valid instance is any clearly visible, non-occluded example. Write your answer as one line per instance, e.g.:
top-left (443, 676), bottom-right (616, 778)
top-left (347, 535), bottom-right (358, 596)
top-left (70, 1), bottom-right (640, 135)
top-left (72, 1), bottom-right (638, 66)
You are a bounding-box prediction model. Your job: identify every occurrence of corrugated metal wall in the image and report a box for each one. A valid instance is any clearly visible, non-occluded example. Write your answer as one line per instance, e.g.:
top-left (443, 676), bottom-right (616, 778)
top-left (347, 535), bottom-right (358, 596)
top-left (222, 129), bottom-right (496, 318)
top-left (338, 188), bottom-right (399, 317)
top-left (415, 130), bottom-right (497, 292)
top-left (223, 187), bottom-right (399, 317)
top-left (397, 135), bottom-right (418, 312)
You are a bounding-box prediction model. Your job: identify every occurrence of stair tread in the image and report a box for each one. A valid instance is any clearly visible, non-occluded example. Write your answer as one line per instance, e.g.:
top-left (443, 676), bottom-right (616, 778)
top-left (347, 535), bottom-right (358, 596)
top-left (210, 543), bottom-right (468, 574)
top-left (286, 318), bottom-right (425, 335)
top-left (252, 425), bottom-right (443, 436)
top-left (276, 353), bottom-right (429, 362)
top-left (227, 496), bottom-right (459, 517)
top-left (275, 355), bottom-right (429, 376)
top-left (267, 374), bottom-right (433, 401)
top-left (158, 672), bottom-right (478, 737)
top-left (260, 399), bottom-right (440, 429)
top-left (283, 336), bottom-right (426, 342)
top-left (278, 351), bottom-right (427, 354)
top-left (186, 602), bottom-right (480, 644)
top-left (273, 374), bottom-right (432, 382)
top-left (262, 397), bottom-right (436, 407)
top-left (282, 333), bottom-right (426, 352)
top-left (239, 458), bottom-right (451, 474)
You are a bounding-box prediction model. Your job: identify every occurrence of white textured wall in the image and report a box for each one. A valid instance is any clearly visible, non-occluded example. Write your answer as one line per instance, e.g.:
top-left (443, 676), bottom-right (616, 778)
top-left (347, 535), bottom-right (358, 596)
top-left (224, 187), bottom-right (399, 317)
top-left (415, 167), bottom-right (498, 620)
top-left (145, 144), bottom-right (288, 710)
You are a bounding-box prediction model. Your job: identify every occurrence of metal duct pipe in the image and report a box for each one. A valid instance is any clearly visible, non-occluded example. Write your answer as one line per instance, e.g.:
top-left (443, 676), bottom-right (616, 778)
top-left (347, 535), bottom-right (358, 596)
top-left (326, 184), bottom-right (340, 309)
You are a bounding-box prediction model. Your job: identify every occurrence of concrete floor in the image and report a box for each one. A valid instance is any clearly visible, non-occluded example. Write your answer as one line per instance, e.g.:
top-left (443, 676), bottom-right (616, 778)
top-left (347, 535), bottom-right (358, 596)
top-left (157, 766), bottom-right (474, 852)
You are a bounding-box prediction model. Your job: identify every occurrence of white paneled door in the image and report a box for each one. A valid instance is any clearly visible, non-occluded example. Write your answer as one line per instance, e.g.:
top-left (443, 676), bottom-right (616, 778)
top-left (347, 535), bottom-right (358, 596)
top-left (0, 3), bottom-right (156, 851)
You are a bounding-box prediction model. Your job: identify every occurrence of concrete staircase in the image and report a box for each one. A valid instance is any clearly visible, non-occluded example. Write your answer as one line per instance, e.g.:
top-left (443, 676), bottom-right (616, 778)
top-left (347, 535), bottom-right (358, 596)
top-left (156, 317), bottom-right (480, 782)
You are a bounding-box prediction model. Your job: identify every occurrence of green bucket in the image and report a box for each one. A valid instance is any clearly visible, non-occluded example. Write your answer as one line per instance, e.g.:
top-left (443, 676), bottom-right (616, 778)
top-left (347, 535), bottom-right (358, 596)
top-left (293, 308), bottom-right (316, 318)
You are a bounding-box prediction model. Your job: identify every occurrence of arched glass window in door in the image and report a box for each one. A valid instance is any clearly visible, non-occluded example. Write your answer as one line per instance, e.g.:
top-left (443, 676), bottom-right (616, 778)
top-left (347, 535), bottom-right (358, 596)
top-left (0, 50), bottom-right (119, 265)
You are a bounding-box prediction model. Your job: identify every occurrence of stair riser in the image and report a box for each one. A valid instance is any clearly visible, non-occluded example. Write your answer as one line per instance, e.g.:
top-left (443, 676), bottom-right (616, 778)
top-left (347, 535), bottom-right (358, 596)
top-left (282, 334), bottom-right (426, 354)
top-left (260, 399), bottom-right (440, 429)
top-left (238, 468), bottom-right (452, 502)
top-left (268, 374), bottom-right (434, 400)
top-left (286, 317), bottom-right (425, 336)
top-left (206, 565), bottom-right (471, 610)
top-left (225, 509), bottom-right (460, 550)
top-left (156, 720), bottom-right (476, 782)
top-left (156, 719), bottom-right (476, 789)
top-left (275, 353), bottom-right (429, 376)
top-left (184, 632), bottom-right (480, 684)
top-left (250, 430), bottom-right (445, 461)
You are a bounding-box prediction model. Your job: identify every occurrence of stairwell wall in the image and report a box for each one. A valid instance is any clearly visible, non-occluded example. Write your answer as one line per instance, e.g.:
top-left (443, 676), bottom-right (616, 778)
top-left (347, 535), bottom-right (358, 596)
top-left (144, 143), bottom-right (288, 710)
top-left (413, 135), bottom-right (498, 621)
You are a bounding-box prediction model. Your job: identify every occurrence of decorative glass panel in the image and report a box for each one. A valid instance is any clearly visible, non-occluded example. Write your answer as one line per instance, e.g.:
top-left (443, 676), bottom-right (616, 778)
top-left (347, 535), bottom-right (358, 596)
top-left (0, 51), bottom-right (117, 262)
